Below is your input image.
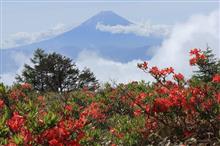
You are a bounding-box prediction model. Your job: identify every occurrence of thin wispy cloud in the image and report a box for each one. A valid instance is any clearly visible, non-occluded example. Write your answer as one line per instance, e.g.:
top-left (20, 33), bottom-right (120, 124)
top-left (3, 21), bottom-right (171, 49)
top-left (2, 23), bottom-right (72, 49)
top-left (96, 22), bottom-right (171, 37)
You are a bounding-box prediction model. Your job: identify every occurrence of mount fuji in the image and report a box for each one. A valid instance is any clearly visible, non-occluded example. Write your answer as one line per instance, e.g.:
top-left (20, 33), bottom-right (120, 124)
top-left (2, 11), bottom-right (163, 73)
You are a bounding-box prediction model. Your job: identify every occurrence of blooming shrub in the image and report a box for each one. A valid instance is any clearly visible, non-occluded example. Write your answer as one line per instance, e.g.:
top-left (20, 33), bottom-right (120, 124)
top-left (0, 48), bottom-right (219, 145)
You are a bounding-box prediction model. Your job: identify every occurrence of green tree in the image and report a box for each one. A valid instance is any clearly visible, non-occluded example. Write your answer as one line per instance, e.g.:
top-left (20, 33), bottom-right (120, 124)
top-left (17, 49), bottom-right (98, 92)
top-left (45, 52), bottom-right (80, 92)
top-left (16, 49), bottom-right (48, 91)
top-left (78, 68), bottom-right (98, 90)
top-left (192, 47), bottom-right (220, 82)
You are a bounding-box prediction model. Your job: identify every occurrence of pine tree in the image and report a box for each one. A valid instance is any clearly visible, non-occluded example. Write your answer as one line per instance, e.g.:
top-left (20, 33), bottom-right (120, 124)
top-left (16, 49), bottom-right (48, 91)
top-left (17, 49), bottom-right (98, 92)
top-left (78, 68), bottom-right (98, 90)
top-left (193, 47), bottom-right (220, 82)
top-left (44, 52), bottom-right (80, 92)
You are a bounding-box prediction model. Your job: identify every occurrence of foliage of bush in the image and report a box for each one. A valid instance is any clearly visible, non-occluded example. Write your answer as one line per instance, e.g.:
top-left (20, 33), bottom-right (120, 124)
top-left (0, 48), bottom-right (219, 146)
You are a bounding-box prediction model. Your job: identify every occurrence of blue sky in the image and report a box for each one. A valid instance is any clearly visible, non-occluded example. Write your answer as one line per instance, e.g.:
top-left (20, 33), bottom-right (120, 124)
top-left (1, 1), bottom-right (219, 41)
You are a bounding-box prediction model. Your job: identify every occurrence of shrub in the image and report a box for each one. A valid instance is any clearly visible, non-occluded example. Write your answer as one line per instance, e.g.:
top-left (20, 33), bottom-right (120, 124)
top-left (0, 48), bottom-right (219, 145)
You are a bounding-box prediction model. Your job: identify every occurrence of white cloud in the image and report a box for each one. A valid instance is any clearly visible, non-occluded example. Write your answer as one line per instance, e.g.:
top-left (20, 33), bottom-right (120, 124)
top-left (0, 52), bottom-right (32, 85)
top-left (96, 22), bottom-right (171, 37)
top-left (2, 23), bottom-right (72, 49)
top-left (75, 50), bottom-right (153, 84)
top-left (149, 10), bottom-right (219, 78)
top-left (1, 73), bottom-right (18, 85)
top-left (77, 10), bottom-right (219, 84)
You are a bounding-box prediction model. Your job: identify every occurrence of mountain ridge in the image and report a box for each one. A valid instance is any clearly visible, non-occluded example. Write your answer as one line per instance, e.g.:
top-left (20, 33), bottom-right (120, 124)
top-left (2, 11), bottom-right (163, 74)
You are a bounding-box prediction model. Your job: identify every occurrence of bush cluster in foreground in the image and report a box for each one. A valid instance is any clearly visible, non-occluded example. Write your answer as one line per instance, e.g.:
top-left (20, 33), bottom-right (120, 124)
top-left (0, 48), bottom-right (219, 146)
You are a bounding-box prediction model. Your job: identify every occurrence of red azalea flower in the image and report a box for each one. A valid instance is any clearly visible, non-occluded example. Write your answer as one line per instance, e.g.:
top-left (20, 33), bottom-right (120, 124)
top-left (190, 96), bottom-right (196, 105)
top-left (212, 74), bottom-right (220, 83)
top-left (189, 48), bottom-right (206, 66)
top-left (65, 105), bottom-right (73, 112)
top-left (216, 93), bottom-right (220, 104)
top-left (169, 94), bottom-right (187, 108)
top-left (189, 57), bottom-right (197, 65)
top-left (58, 119), bottom-right (75, 130)
top-left (201, 99), bottom-right (213, 111)
top-left (183, 130), bottom-right (193, 137)
top-left (38, 96), bottom-right (44, 101)
top-left (40, 125), bottom-right (71, 143)
top-left (9, 89), bottom-right (25, 100)
top-left (49, 139), bottom-right (64, 146)
top-left (190, 48), bottom-right (201, 55)
top-left (139, 92), bottom-right (147, 99)
top-left (20, 128), bottom-right (33, 144)
top-left (66, 140), bottom-right (80, 146)
top-left (173, 73), bottom-right (184, 81)
top-left (137, 61), bottom-right (148, 69)
top-left (109, 127), bottom-right (116, 134)
top-left (6, 143), bottom-right (17, 146)
top-left (161, 67), bottom-right (174, 75)
top-left (150, 66), bottom-right (160, 76)
top-left (200, 54), bottom-right (206, 60)
top-left (142, 61), bottom-right (148, 69)
top-left (21, 83), bottom-right (32, 90)
top-left (81, 102), bottom-right (105, 120)
top-left (76, 130), bottom-right (85, 141)
top-left (165, 67), bottom-right (174, 74)
top-left (145, 104), bottom-right (151, 113)
top-left (145, 118), bottom-right (158, 131)
top-left (153, 98), bottom-right (172, 112)
top-left (134, 109), bottom-right (142, 116)
top-left (0, 99), bottom-right (4, 109)
top-left (156, 86), bottom-right (169, 94)
top-left (7, 112), bottom-right (25, 132)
